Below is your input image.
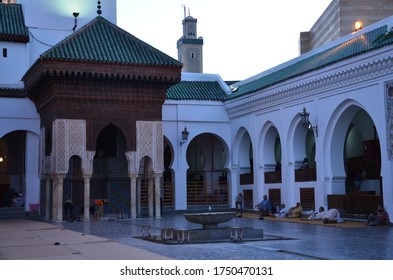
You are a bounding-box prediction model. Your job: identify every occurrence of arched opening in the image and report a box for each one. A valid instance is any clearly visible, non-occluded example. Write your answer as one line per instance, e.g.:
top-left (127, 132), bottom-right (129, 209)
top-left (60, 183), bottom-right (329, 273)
top-left (343, 110), bottom-right (381, 194)
top-left (139, 156), bottom-right (153, 217)
top-left (92, 124), bottom-right (128, 215)
top-left (238, 131), bottom-right (253, 185)
top-left (163, 137), bottom-right (174, 210)
top-left (294, 121), bottom-right (317, 182)
top-left (63, 155), bottom-right (83, 220)
top-left (0, 131), bottom-right (25, 207)
top-left (263, 126), bottom-right (282, 184)
top-left (186, 133), bottom-right (229, 207)
top-left (328, 105), bottom-right (382, 216)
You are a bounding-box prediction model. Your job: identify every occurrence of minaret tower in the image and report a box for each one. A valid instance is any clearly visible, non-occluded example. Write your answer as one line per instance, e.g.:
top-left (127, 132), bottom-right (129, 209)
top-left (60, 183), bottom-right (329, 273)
top-left (177, 7), bottom-right (203, 73)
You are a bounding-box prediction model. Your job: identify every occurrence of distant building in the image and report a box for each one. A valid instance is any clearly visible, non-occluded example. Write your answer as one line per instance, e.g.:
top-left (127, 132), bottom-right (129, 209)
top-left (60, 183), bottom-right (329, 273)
top-left (177, 9), bottom-right (204, 73)
top-left (299, 0), bottom-right (393, 54)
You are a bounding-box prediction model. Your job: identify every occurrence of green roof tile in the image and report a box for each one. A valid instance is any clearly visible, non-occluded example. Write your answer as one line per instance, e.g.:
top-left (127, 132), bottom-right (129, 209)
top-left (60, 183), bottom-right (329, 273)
top-left (0, 3), bottom-right (29, 42)
top-left (228, 25), bottom-right (393, 100)
top-left (40, 16), bottom-right (182, 67)
top-left (166, 81), bottom-right (228, 101)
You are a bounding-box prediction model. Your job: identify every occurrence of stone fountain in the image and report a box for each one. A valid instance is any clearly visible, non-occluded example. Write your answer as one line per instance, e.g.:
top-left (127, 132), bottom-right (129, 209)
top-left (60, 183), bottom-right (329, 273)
top-left (140, 208), bottom-right (265, 244)
top-left (179, 210), bottom-right (263, 243)
top-left (184, 211), bottom-right (236, 229)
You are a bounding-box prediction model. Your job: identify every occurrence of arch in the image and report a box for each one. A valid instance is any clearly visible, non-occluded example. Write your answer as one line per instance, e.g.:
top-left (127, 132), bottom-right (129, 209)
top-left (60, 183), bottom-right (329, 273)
top-left (259, 121), bottom-right (281, 170)
top-left (163, 137), bottom-right (175, 209)
top-left (259, 121), bottom-right (282, 185)
top-left (91, 123), bottom-right (129, 216)
top-left (324, 100), bottom-right (365, 180)
top-left (186, 132), bottom-right (230, 206)
top-left (95, 123), bottom-right (127, 159)
top-left (233, 127), bottom-right (253, 171)
top-left (63, 155), bottom-right (83, 220)
top-left (324, 99), bottom-right (382, 195)
top-left (0, 130), bottom-right (27, 207)
top-left (164, 136), bottom-right (174, 170)
top-left (288, 114), bottom-right (316, 168)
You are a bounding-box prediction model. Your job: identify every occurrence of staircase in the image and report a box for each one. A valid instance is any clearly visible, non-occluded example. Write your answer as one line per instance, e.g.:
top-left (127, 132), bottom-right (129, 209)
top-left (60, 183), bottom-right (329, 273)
top-left (0, 207), bottom-right (32, 220)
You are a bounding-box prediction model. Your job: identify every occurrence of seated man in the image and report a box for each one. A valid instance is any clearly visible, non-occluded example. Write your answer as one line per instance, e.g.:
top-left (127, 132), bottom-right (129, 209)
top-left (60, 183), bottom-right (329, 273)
top-left (255, 195), bottom-right (272, 219)
top-left (273, 203), bottom-right (288, 218)
top-left (307, 206), bottom-right (325, 221)
top-left (287, 202), bottom-right (302, 218)
top-left (323, 208), bottom-right (344, 224)
top-left (367, 205), bottom-right (390, 226)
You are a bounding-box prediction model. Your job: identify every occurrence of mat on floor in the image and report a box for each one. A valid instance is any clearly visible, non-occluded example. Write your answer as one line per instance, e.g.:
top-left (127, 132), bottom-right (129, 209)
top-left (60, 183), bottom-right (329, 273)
top-left (242, 213), bottom-right (367, 228)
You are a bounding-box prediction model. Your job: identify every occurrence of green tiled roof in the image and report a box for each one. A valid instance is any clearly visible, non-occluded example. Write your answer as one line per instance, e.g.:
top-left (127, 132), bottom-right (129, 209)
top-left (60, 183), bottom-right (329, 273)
top-left (0, 3), bottom-right (29, 42)
top-left (0, 87), bottom-right (25, 98)
top-left (166, 81), bottom-right (228, 101)
top-left (228, 25), bottom-right (393, 100)
top-left (40, 16), bottom-right (182, 67)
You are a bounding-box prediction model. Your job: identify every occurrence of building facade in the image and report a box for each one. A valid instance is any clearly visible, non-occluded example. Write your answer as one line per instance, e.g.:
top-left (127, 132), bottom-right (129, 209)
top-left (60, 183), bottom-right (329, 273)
top-left (1, 0), bottom-right (393, 222)
top-left (299, 0), bottom-right (393, 54)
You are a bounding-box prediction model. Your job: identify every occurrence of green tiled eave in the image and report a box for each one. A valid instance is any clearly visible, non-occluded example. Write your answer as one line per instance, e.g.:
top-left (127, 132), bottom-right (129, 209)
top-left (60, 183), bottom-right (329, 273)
top-left (0, 3), bottom-right (29, 42)
top-left (0, 87), bottom-right (26, 98)
top-left (166, 81), bottom-right (228, 101)
top-left (39, 16), bottom-right (182, 67)
top-left (228, 25), bottom-right (393, 100)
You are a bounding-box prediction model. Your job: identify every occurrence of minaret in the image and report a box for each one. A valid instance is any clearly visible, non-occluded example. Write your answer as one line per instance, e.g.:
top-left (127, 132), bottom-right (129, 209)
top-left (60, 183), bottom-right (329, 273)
top-left (177, 7), bottom-right (203, 73)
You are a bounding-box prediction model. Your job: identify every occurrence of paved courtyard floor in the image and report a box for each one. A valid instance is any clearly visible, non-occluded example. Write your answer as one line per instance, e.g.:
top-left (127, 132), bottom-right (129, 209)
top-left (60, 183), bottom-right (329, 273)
top-left (57, 213), bottom-right (393, 260)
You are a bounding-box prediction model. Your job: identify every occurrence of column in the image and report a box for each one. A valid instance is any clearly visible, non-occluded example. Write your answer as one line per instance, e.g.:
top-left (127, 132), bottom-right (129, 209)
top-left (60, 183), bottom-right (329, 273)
top-left (53, 174), bottom-right (65, 221)
top-left (51, 175), bottom-right (57, 221)
top-left (45, 177), bottom-right (51, 220)
top-left (83, 175), bottom-right (91, 220)
top-left (25, 132), bottom-right (40, 210)
top-left (129, 173), bottom-right (137, 218)
top-left (136, 177), bottom-right (141, 217)
top-left (154, 173), bottom-right (162, 218)
top-left (148, 174), bottom-right (154, 217)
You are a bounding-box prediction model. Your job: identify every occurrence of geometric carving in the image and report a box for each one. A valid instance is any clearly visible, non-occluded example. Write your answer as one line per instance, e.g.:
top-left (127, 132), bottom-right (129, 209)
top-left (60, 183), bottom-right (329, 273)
top-left (51, 119), bottom-right (86, 174)
top-left (226, 57), bottom-right (393, 118)
top-left (134, 121), bottom-right (164, 173)
top-left (155, 122), bottom-right (164, 172)
top-left (386, 82), bottom-right (393, 160)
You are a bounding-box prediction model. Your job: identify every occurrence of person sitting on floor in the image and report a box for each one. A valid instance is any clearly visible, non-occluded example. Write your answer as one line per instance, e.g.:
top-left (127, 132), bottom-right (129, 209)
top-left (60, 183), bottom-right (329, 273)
top-left (273, 203), bottom-right (288, 218)
top-left (255, 195), bottom-right (272, 219)
top-left (307, 206), bottom-right (325, 221)
top-left (367, 205), bottom-right (390, 226)
top-left (322, 208), bottom-right (344, 224)
top-left (287, 202), bottom-right (303, 218)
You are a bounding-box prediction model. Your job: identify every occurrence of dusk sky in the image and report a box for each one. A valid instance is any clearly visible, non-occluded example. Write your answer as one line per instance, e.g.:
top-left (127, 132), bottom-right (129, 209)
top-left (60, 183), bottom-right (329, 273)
top-left (117, 0), bottom-right (332, 81)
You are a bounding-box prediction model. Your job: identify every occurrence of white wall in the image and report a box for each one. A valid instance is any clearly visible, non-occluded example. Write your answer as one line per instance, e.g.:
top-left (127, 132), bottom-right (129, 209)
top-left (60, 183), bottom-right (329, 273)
top-left (19, 0), bottom-right (117, 68)
top-left (0, 42), bottom-right (28, 84)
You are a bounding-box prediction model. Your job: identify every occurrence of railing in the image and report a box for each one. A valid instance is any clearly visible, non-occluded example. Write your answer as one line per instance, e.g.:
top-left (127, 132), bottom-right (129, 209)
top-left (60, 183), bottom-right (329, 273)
top-left (240, 173), bottom-right (254, 185)
top-left (295, 167), bottom-right (317, 182)
top-left (264, 171), bottom-right (282, 184)
top-left (328, 192), bottom-right (382, 217)
top-left (187, 171), bottom-right (229, 206)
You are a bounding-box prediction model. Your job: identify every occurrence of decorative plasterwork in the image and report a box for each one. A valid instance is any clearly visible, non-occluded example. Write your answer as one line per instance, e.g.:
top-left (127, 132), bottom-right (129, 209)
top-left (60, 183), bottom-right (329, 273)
top-left (134, 121), bottom-right (164, 173)
top-left (386, 82), bottom-right (393, 160)
top-left (50, 119), bottom-right (86, 174)
top-left (225, 56), bottom-right (393, 118)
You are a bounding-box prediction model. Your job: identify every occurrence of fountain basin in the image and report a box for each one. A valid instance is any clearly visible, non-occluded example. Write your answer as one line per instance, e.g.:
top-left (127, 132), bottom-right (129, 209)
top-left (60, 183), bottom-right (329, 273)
top-left (184, 212), bottom-right (236, 229)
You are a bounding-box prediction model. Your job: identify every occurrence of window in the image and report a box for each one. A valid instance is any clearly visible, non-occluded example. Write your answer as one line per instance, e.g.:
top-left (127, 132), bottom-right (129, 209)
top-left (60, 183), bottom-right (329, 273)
top-left (3, 48), bottom-right (7, 58)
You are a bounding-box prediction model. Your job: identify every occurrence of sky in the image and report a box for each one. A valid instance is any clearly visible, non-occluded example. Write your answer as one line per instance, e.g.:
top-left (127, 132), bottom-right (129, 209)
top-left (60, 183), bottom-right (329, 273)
top-left (116, 0), bottom-right (332, 81)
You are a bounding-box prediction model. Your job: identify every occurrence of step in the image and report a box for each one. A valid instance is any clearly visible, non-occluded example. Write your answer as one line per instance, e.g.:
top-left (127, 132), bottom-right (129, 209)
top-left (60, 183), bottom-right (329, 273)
top-left (0, 207), bottom-right (32, 220)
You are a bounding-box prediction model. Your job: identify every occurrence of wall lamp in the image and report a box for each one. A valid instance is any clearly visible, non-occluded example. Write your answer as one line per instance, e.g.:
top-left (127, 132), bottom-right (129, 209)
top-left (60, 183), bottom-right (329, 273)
top-left (354, 20), bottom-right (363, 32)
top-left (180, 127), bottom-right (189, 146)
top-left (300, 107), bottom-right (318, 137)
top-left (72, 12), bottom-right (79, 33)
